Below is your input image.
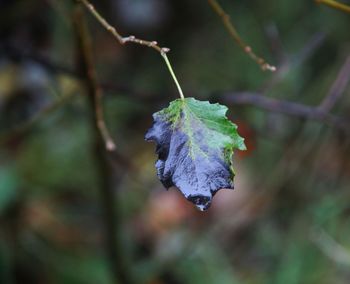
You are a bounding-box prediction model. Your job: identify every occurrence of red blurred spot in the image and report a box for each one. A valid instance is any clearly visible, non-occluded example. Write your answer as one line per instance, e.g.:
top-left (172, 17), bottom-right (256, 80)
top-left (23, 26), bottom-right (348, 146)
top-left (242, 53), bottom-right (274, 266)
top-left (235, 120), bottom-right (256, 158)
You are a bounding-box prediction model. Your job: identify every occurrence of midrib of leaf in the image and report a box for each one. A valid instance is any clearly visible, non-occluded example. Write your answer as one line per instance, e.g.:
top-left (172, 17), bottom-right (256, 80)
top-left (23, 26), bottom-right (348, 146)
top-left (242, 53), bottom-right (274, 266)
top-left (178, 101), bottom-right (201, 188)
top-left (168, 99), bottom-right (236, 180)
top-left (182, 102), bottom-right (211, 160)
top-left (184, 102), bottom-right (237, 178)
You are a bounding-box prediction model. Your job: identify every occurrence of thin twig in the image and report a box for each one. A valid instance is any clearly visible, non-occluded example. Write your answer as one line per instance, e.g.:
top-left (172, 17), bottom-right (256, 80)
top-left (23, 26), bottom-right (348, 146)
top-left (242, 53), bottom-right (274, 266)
top-left (76, 0), bottom-right (185, 100)
top-left (311, 228), bottom-right (350, 266)
top-left (76, 0), bottom-right (163, 51)
top-left (0, 93), bottom-right (75, 147)
top-left (0, 42), bottom-right (76, 76)
top-left (220, 92), bottom-right (349, 131)
top-left (208, 0), bottom-right (276, 72)
top-left (260, 32), bottom-right (327, 92)
top-left (221, 54), bottom-right (350, 132)
top-left (73, 1), bottom-right (116, 151)
top-left (319, 56), bottom-right (350, 112)
top-left (316, 0), bottom-right (350, 14)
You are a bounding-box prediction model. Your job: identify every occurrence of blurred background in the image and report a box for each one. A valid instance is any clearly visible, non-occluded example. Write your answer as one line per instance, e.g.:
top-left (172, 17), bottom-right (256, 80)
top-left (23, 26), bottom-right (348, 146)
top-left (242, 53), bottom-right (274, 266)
top-left (1, 0), bottom-right (350, 283)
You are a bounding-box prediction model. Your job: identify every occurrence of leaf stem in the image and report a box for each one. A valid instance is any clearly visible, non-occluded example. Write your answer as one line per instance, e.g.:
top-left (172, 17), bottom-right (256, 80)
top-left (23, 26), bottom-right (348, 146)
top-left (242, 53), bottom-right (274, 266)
top-left (161, 52), bottom-right (185, 100)
top-left (315, 0), bottom-right (350, 14)
top-left (76, 0), bottom-right (185, 99)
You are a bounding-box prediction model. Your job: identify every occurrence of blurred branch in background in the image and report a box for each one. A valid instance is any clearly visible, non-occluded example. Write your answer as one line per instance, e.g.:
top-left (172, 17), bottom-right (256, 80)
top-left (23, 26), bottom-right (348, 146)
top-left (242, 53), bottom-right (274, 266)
top-left (75, 1), bottom-right (116, 152)
top-left (220, 92), bottom-right (347, 129)
top-left (0, 43), bottom-right (76, 77)
top-left (220, 54), bottom-right (350, 132)
top-left (319, 56), bottom-right (350, 112)
top-left (0, 92), bottom-right (75, 147)
top-left (73, 4), bottom-right (132, 284)
top-left (311, 228), bottom-right (350, 266)
top-left (208, 0), bottom-right (276, 72)
top-left (261, 32), bottom-right (327, 92)
top-left (316, 0), bottom-right (350, 14)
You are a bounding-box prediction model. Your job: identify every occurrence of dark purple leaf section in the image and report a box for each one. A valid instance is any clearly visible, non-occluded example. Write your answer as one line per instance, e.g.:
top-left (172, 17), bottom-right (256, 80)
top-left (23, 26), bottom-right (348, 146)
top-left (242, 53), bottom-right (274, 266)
top-left (145, 98), bottom-right (245, 211)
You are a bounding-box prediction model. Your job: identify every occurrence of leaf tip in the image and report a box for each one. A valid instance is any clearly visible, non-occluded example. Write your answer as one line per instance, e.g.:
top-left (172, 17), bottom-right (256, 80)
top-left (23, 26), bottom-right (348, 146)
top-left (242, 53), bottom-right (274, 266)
top-left (187, 194), bottom-right (212, 211)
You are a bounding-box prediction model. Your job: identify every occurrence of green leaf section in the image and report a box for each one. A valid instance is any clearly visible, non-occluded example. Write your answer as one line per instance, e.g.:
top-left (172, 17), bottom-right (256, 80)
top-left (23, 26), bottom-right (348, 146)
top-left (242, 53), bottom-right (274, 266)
top-left (160, 97), bottom-right (246, 159)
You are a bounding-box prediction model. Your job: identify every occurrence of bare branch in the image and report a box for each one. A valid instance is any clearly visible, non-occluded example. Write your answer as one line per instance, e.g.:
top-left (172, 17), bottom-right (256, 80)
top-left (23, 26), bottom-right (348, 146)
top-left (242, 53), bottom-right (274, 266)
top-left (76, 0), bottom-right (166, 53)
top-left (73, 5), bottom-right (132, 284)
top-left (316, 0), bottom-right (350, 14)
top-left (311, 228), bottom-right (350, 266)
top-left (0, 93), bottom-right (75, 147)
top-left (319, 56), bottom-right (350, 112)
top-left (221, 54), bottom-right (350, 132)
top-left (220, 92), bottom-right (348, 130)
top-left (73, 2), bottom-right (116, 152)
top-left (76, 0), bottom-right (184, 100)
top-left (208, 0), bottom-right (276, 72)
top-left (0, 42), bottom-right (76, 76)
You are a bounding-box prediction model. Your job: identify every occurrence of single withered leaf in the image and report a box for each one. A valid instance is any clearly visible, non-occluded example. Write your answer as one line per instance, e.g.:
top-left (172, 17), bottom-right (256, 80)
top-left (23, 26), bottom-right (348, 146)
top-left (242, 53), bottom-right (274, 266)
top-left (145, 98), bottom-right (246, 211)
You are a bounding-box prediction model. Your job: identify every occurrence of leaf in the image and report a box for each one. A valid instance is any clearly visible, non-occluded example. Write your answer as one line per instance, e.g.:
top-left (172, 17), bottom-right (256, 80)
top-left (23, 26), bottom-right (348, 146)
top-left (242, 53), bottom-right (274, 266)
top-left (145, 97), bottom-right (246, 211)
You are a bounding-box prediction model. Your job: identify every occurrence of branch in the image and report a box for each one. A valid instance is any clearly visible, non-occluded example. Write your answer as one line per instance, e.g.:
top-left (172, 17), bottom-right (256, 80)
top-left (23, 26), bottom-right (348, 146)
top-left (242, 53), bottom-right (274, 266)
top-left (208, 0), bottom-right (276, 72)
top-left (76, 0), bottom-right (185, 100)
top-left (311, 228), bottom-right (350, 266)
top-left (73, 5), bottom-right (132, 284)
top-left (76, 0), bottom-right (165, 52)
top-left (220, 92), bottom-right (349, 130)
top-left (73, 2), bottom-right (116, 152)
top-left (0, 42), bottom-right (76, 77)
top-left (0, 93), bottom-right (75, 147)
top-left (316, 0), bottom-right (350, 14)
top-left (221, 55), bottom-right (350, 131)
top-left (319, 55), bottom-right (350, 112)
